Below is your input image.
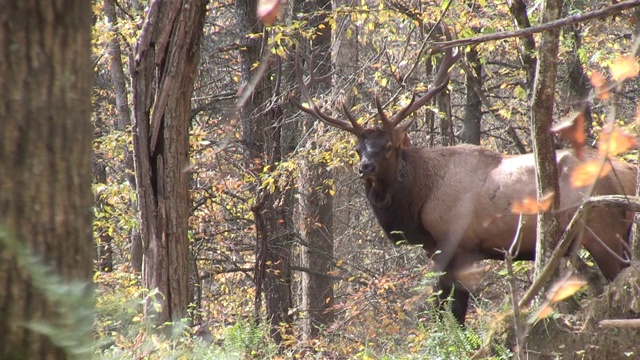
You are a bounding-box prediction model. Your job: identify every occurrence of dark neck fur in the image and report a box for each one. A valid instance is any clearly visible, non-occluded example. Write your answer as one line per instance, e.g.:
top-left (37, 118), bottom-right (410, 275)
top-left (364, 150), bottom-right (437, 253)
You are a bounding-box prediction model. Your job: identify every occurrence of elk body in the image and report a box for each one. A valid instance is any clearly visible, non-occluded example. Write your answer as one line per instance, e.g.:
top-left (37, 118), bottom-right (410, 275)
top-left (292, 45), bottom-right (637, 324)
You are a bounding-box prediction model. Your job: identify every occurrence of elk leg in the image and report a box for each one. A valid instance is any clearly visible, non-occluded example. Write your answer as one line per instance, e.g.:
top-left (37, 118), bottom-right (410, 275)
top-left (437, 267), bottom-right (470, 325)
top-left (582, 208), bottom-right (630, 281)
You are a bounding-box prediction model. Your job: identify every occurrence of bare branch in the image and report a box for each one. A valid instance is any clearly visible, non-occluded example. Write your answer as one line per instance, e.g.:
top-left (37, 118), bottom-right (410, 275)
top-left (432, 0), bottom-right (640, 52)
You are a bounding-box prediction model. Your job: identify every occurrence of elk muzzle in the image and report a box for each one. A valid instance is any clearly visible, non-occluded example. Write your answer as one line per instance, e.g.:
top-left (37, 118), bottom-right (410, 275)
top-left (359, 159), bottom-right (377, 177)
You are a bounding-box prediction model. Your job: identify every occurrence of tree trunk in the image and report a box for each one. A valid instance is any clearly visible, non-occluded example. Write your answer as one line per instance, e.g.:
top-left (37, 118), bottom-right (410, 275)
top-left (297, 0), bottom-right (335, 341)
top-left (0, 1), bottom-right (94, 358)
top-left (508, 0), bottom-right (537, 91)
top-left (103, 0), bottom-right (142, 272)
top-left (130, 0), bottom-right (208, 325)
top-left (530, 0), bottom-right (563, 294)
top-left (236, 0), bottom-right (294, 344)
top-left (564, 23), bottom-right (593, 136)
top-left (461, 43), bottom-right (482, 145)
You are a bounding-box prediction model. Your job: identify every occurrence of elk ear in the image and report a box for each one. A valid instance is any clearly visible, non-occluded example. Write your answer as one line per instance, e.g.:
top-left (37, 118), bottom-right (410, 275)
top-left (402, 133), bottom-right (411, 147)
top-left (391, 131), bottom-right (411, 149)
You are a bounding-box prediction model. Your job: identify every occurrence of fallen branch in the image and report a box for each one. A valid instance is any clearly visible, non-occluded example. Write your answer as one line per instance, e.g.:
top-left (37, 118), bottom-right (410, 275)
top-left (599, 319), bottom-right (640, 328)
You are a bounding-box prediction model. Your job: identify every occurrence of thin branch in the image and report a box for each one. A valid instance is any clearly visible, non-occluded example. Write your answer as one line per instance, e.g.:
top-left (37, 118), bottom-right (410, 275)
top-left (432, 1), bottom-right (640, 51)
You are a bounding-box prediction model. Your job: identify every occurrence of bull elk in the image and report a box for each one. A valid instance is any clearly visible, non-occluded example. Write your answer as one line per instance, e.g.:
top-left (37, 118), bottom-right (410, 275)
top-left (291, 45), bottom-right (637, 325)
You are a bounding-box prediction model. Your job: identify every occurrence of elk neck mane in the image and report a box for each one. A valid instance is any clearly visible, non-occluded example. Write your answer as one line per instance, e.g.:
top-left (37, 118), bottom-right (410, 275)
top-left (364, 147), bottom-right (440, 252)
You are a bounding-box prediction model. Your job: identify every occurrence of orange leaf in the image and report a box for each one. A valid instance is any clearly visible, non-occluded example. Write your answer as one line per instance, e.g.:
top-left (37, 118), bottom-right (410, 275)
top-left (511, 192), bottom-right (555, 214)
top-left (570, 160), bottom-right (612, 188)
top-left (528, 304), bottom-right (554, 324)
top-left (611, 56), bottom-right (639, 82)
top-left (257, 0), bottom-right (282, 26)
top-left (551, 113), bottom-right (586, 159)
top-left (590, 71), bottom-right (610, 100)
top-left (547, 277), bottom-right (587, 303)
top-left (598, 126), bottom-right (638, 157)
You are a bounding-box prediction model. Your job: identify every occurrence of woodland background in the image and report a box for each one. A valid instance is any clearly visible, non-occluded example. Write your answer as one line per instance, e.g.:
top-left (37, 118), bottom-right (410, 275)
top-left (2, 0), bottom-right (640, 359)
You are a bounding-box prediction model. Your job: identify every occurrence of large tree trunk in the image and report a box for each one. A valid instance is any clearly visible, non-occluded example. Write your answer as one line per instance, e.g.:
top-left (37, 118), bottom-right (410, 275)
top-left (130, 0), bottom-right (208, 325)
top-left (297, 0), bottom-right (335, 341)
top-left (0, 1), bottom-right (94, 358)
top-left (236, 0), bottom-right (294, 345)
top-left (530, 0), bottom-right (563, 294)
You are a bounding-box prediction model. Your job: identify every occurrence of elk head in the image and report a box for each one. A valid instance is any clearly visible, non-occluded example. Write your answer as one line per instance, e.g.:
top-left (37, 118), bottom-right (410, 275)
top-left (290, 31), bottom-right (460, 189)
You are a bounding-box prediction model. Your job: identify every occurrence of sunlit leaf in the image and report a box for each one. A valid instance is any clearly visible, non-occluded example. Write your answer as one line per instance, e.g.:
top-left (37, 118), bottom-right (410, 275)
top-left (570, 160), bottom-right (612, 188)
top-left (547, 277), bottom-right (586, 303)
top-left (590, 71), bottom-right (610, 100)
top-left (610, 56), bottom-right (639, 82)
top-left (551, 112), bottom-right (586, 159)
top-left (598, 126), bottom-right (638, 157)
top-left (511, 192), bottom-right (554, 214)
top-left (528, 304), bottom-right (553, 323)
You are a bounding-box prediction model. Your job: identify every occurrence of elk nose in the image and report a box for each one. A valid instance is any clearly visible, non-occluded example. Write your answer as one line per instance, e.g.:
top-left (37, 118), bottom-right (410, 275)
top-left (359, 160), bottom-right (376, 176)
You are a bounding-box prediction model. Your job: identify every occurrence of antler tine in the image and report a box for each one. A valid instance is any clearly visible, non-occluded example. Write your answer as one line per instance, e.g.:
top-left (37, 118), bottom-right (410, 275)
top-left (290, 49), bottom-right (363, 136)
top-left (341, 102), bottom-right (365, 134)
top-left (374, 93), bottom-right (392, 130)
top-left (389, 26), bottom-right (461, 130)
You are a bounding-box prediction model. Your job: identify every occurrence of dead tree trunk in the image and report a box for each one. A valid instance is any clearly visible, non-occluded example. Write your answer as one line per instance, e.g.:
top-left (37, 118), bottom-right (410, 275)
top-left (130, 0), bottom-right (208, 325)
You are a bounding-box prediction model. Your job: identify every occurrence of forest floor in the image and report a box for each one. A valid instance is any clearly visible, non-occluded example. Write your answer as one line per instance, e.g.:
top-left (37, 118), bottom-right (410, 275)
top-left (477, 261), bottom-right (640, 359)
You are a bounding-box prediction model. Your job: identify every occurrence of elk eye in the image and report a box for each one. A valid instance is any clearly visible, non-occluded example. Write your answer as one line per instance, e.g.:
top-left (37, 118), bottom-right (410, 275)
top-left (385, 143), bottom-right (393, 156)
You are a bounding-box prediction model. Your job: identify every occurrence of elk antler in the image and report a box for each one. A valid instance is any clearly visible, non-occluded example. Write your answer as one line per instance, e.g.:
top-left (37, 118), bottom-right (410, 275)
top-left (378, 25), bottom-right (461, 132)
top-left (290, 50), bottom-right (365, 136)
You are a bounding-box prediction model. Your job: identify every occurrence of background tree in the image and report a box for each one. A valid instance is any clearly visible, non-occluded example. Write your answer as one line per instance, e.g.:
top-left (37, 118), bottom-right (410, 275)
top-left (0, 1), bottom-right (94, 358)
top-left (296, 0), bottom-right (336, 341)
top-left (130, 0), bottom-right (209, 325)
top-left (236, 0), bottom-right (294, 344)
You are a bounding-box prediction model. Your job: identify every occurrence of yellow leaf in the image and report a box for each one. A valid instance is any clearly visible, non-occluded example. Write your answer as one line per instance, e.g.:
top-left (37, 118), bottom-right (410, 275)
top-left (570, 160), bottom-right (612, 188)
top-left (547, 277), bottom-right (586, 303)
top-left (611, 56), bottom-right (639, 82)
top-left (598, 126), bottom-right (638, 156)
top-left (335, 259), bottom-right (344, 267)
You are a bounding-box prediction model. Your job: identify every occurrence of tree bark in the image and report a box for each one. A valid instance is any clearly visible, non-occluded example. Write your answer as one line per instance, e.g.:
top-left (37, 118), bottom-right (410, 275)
top-left (508, 0), bottom-right (537, 90)
top-left (461, 43), bottom-right (482, 145)
top-left (236, 0), bottom-right (294, 345)
top-left (530, 0), bottom-right (563, 294)
top-left (0, 1), bottom-right (93, 358)
top-left (130, 0), bottom-right (208, 325)
top-left (297, 0), bottom-right (335, 341)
